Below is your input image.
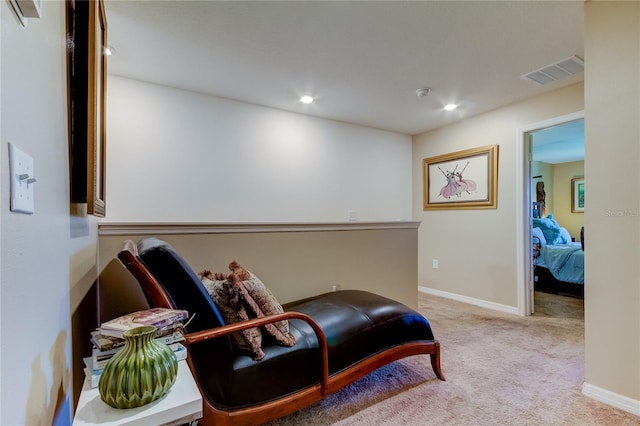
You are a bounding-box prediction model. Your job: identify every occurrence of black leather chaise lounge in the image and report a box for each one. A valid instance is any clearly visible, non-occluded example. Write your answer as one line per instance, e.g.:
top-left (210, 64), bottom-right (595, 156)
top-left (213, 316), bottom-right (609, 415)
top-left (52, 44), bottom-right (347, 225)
top-left (117, 237), bottom-right (444, 425)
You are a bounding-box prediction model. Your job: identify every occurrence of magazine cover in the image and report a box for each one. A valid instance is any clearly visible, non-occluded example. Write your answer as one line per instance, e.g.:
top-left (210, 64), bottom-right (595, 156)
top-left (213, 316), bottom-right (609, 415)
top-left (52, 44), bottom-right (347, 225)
top-left (100, 308), bottom-right (189, 338)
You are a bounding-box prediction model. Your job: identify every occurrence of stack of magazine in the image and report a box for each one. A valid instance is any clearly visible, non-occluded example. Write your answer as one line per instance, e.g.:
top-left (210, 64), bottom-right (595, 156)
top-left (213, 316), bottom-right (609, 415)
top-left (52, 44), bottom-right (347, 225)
top-left (84, 308), bottom-right (190, 388)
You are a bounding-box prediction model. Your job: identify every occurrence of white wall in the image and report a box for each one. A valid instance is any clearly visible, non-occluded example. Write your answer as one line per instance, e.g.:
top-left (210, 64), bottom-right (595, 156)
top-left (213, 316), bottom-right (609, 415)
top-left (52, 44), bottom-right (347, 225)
top-left (1, 2), bottom-right (99, 424)
top-left (106, 76), bottom-right (412, 223)
top-left (0, 7), bottom-right (3, 422)
top-left (583, 1), bottom-right (639, 406)
top-left (413, 83), bottom-right (584, 308)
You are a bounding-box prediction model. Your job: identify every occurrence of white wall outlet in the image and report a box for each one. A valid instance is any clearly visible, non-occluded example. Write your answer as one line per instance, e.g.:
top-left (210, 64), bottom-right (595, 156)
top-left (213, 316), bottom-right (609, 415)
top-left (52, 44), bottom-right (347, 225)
top-left (8, 142), bottom-right (36, 214)
top-left (331, 284), bottom-right (341, 292)
top-left (432, 259), bottom-right (439, 269)
top-left (348, 210), bottom-right (357, 221)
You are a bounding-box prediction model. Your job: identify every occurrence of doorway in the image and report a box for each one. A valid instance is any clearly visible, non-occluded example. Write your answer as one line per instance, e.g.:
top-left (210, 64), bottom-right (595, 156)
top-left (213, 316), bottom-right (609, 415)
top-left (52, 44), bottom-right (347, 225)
top-left (516, 111), bottom-right (584, 316)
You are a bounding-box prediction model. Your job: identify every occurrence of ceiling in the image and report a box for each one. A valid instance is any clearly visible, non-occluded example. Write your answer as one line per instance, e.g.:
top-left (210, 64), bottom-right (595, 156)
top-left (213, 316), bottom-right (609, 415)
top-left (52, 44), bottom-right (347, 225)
top-left (531, 119), bottom-right (584, 164)
top-left (104, 0), bottom-right (584, 136)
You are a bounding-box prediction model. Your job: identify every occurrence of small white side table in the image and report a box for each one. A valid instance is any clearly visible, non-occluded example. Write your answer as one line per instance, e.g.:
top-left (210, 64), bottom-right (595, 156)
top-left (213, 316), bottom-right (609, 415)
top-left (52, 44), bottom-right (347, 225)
top-left (73, 360), bottom-right (203, 426)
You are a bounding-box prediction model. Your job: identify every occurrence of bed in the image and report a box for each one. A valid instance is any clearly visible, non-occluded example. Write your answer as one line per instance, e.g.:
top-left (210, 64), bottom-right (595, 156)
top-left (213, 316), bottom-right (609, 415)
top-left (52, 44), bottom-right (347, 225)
top-left (532, 216), bottom-right (584, 298)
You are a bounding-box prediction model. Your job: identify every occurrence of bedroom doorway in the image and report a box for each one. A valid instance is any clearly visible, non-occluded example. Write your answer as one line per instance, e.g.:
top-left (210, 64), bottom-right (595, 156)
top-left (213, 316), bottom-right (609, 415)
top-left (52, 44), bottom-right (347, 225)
top-left (517, 111), bottom-right (584, 316)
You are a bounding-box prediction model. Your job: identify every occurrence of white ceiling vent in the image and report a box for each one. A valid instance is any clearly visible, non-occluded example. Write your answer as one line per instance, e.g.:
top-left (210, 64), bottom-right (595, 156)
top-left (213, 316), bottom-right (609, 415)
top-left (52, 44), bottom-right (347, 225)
top-left (521, 55), bottom-right (584, 85)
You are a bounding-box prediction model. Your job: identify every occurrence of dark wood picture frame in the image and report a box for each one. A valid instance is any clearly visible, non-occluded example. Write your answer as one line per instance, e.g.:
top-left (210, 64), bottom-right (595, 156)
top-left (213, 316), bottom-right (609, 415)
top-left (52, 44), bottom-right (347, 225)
top-left (67, 0), bottom-right (107, 217)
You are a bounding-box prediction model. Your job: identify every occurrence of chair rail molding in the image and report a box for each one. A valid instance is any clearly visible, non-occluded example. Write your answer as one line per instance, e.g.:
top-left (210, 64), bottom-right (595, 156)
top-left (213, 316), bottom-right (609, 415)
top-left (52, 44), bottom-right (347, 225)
top-left (98, 221), bottom-right (421, 236)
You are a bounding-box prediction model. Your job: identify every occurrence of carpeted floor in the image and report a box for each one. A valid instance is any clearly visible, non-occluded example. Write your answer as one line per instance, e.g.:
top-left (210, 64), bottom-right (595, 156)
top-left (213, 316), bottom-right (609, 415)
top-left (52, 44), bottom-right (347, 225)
top-left (265, 291), bottom-right (638, 425)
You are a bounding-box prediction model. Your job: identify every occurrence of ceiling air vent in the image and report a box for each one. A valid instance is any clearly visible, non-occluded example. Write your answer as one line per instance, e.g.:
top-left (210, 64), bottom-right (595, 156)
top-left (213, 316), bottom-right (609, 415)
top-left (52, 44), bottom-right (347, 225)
top-left (521, 55), bottom-right (584, 85)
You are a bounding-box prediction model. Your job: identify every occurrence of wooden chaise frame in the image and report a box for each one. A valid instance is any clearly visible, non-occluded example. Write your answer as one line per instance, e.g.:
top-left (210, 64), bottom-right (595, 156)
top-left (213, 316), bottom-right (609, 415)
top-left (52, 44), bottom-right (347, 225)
top-left (118, 247), bottom-right (444, 426)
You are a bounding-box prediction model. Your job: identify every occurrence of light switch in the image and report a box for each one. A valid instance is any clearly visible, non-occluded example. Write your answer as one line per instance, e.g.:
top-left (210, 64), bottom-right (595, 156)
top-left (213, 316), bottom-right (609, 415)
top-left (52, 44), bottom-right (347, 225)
top-left (8, 142), bottom-right (35, 214)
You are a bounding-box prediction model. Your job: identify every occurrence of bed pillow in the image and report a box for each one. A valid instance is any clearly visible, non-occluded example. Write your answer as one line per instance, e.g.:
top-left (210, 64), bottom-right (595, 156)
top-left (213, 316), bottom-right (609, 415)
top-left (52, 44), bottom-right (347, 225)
top-left (559, 227), bottom-right (572, 245)
top-left (200, 273), bottom-right (265, 360)
top-left (532, 215), bottom-right (562, 245)
top-left (532, 226), bottom-right (547, 245)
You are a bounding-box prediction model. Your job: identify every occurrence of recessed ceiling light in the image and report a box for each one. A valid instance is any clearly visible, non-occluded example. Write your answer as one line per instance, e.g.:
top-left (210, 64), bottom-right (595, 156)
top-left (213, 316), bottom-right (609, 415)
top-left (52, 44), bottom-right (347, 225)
top-left (300, 95), bottom-right (314, 104)
top-left (444, 104), bottom-right (457, 111)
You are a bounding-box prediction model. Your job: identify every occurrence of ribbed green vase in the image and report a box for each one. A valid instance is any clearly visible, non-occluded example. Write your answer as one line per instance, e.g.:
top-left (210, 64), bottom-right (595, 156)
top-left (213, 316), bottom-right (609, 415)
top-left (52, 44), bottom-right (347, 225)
top-left (98, 325), bottom-right (178, 409)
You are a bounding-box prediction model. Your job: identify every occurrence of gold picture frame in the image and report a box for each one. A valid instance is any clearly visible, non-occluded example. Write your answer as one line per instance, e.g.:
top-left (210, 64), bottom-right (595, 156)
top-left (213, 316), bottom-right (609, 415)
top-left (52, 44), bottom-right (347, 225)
top-left (571, 177), bottom-right (584, 213)
top-left (423, 145), bottom-right (499, 210)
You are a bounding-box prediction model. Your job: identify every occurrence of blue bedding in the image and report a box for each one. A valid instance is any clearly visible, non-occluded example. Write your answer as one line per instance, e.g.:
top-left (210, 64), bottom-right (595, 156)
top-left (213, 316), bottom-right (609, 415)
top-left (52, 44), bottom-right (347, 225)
top-left (539, 244), bottom-right (584, 284)
top-left (533, 216), bottom-right (562, 244)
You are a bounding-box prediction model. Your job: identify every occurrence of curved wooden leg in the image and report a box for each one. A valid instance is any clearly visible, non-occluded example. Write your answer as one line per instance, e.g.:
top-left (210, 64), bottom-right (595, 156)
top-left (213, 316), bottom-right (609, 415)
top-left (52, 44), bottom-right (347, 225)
top-left (430, 341), bottom-right (446, 381)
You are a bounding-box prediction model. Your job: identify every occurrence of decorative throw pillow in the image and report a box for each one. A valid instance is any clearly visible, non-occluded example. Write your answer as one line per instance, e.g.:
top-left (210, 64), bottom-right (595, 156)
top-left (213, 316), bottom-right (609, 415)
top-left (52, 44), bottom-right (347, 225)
top-left (532, 226), bottom-right (547, 246)
top-left (532, 214), bottom-right (562, 245)
top-left (228, 261), bottom-right (296, 347)
top-left (230, 272), bottom-right (296, 348)
top-left (199, 271), bottom-right (265, 361)
top-left (559, 227), bottom-right (572, 245)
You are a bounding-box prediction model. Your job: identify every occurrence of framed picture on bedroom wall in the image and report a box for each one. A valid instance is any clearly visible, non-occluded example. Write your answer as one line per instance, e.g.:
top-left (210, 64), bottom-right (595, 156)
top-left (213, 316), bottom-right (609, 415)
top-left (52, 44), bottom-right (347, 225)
top-left (422, 144), bottom-right (499, 210)
top-left (571, 177), bottom-right (584, 213)
top-left (67, 0), bottom-right (107, 217)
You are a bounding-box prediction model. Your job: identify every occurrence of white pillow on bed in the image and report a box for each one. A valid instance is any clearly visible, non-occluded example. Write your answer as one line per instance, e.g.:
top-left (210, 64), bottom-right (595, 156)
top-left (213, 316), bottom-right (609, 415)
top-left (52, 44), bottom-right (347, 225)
top-left (559, 227), bottom-right (572, 245)
top-left (532, 227), bottom-right (547, 245)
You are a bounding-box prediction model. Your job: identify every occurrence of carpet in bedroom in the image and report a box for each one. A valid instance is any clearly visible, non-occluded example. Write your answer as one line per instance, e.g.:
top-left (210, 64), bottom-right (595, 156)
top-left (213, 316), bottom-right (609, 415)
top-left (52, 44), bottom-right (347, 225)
top-left (533, 290), bottom-right (584, 319)
top-left (264, 292), bottom-right (637, 426)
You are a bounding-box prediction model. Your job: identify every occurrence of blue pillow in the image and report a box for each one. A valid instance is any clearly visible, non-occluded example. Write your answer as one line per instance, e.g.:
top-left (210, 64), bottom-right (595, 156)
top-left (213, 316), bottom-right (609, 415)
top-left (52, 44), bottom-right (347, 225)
top-left (532, 214), bottom-right (562, 245)
top-left (559, 227), bottom-right (572, 244)
top-left (532, 226), bottom-right (547, 245)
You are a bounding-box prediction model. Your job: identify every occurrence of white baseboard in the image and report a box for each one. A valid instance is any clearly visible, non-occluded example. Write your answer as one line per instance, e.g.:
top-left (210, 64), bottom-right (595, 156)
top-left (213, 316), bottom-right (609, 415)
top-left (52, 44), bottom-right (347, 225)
top-left (418, 286), bottom-right (519, 315)
top-left (582, 382), bottom-right (640, 416)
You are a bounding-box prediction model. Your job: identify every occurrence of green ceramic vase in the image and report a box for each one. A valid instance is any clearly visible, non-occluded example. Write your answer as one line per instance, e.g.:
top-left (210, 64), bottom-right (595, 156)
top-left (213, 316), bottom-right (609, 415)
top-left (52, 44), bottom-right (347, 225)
top-left (98, 325), bottom-right (178, 409)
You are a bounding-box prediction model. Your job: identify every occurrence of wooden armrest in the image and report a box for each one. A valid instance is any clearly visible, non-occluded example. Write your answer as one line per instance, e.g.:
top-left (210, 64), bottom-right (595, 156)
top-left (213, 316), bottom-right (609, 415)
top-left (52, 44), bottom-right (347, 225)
top-left (117, 247), bottom-right (174, 309)
top-left (185, 312), bottom-right (330, 396)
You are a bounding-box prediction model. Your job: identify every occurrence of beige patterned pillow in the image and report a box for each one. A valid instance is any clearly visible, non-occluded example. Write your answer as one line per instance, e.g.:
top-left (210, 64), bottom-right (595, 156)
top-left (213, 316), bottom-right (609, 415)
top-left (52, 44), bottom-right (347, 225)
top-left (228, 261), bottom-right (295, 346)
top-left (200, 274), bottom-right (265, 360)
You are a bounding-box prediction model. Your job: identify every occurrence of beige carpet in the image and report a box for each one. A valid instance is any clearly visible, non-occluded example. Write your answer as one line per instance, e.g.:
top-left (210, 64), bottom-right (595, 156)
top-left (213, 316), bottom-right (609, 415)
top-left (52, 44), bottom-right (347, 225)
top-left (266, 292), bottom-right (638, 425)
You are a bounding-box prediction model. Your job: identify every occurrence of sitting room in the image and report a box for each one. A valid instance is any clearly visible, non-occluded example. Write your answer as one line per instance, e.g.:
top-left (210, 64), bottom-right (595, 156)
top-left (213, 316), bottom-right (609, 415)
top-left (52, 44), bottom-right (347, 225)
top-left (1, 1), bottom-right (638, 425)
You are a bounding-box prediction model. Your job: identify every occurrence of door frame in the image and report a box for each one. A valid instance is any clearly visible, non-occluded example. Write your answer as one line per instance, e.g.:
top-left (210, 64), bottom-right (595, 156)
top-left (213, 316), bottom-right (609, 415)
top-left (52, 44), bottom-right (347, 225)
top-left (516, 110), bottom-right (584, 316)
